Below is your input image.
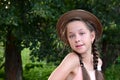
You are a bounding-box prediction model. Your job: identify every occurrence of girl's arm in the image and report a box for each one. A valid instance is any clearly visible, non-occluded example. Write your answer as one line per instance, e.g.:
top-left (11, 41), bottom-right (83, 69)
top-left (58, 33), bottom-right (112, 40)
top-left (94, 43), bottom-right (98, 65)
top-left (48, 53), bottom-right (78, 80)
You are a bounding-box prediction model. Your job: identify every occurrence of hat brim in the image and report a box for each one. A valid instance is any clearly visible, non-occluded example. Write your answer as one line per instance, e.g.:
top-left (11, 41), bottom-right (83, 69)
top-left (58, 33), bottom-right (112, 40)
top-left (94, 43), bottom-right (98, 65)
top-left (57, 9), bottom-right (102, 43)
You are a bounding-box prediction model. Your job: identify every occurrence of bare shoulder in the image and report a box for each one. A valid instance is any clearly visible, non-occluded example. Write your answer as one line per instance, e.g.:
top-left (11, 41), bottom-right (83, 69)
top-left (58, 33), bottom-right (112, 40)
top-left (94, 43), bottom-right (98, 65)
top-left (64, 52), bottom-right (79, 62)
top-left (60, 52), bottom-right (80, 68)
top-left (48, 52), bottom-right (79, 80)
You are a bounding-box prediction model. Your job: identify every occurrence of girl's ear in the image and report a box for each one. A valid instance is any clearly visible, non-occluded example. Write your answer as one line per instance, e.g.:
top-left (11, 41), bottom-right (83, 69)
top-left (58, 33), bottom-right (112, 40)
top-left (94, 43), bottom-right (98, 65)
top-left (91, 31), bottom-right (95, 43)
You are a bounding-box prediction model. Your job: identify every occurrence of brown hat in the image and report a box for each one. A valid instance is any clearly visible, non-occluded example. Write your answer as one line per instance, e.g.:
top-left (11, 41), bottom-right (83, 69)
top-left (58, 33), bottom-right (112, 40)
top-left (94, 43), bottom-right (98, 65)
top-left (56, 9), bottom-right (102, 43)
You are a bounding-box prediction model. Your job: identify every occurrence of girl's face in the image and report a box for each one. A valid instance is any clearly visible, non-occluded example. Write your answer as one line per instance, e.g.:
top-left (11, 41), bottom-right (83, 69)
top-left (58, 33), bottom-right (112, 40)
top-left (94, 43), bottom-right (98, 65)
top-left (66, 21), bottom-right (95, 54)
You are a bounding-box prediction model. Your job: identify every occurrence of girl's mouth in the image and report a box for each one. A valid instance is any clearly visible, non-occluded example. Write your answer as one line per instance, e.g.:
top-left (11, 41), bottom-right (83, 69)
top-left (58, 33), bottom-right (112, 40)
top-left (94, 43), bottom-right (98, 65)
top-left (76, 44), bottom-right (83, 48)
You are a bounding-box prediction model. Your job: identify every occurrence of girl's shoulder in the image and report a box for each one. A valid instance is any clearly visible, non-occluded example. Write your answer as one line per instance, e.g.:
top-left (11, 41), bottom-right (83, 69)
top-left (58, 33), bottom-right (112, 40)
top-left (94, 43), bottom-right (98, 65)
top-left (65, 52), bottom-right (79, 60)
top-left (64, 52), bottom-right (80, 65)
top-left (48, 52), bottom-right (80, 80)
top-left (58, 52), bottom-right (80, 71)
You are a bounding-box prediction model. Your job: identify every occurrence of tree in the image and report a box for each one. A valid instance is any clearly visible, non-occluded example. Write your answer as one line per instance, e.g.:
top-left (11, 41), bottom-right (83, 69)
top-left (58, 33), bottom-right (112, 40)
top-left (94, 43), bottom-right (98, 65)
top-left (0, 0), bottom-right (48, 79)
top-left (0, 0), bottom-right (29, 79)
top-left (0, 0), bottom-right (64, 79)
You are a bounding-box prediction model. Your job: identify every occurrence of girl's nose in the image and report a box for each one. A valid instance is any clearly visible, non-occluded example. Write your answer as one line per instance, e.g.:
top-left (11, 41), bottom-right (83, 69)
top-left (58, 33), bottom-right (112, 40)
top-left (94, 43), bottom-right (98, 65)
top-left (75, 39), bottom-right (80, 43)
top-left (75, 35), bottom-right (81, 43)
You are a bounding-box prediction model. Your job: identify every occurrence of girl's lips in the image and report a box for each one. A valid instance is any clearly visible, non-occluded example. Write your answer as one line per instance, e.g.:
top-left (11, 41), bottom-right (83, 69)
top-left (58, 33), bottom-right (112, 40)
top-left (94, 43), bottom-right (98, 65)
top-left (75, 44), bottom-right (83, 48)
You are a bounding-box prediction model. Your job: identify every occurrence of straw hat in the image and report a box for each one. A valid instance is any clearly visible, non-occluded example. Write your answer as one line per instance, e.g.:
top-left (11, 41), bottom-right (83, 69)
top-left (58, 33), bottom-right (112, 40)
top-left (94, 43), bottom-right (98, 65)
top-left (56, 9), bottom-right (102, 43)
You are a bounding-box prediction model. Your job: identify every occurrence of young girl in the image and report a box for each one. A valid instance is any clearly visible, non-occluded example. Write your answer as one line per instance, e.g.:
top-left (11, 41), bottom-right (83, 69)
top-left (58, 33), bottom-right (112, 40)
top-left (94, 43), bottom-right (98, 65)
top-left (48, 9), bottom-right (104, 80)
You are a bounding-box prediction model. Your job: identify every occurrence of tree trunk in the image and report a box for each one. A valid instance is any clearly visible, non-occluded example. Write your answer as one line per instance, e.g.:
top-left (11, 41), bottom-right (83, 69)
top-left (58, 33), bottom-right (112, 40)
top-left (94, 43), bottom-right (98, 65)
top-left (5, 28), bottom-right (22, 80)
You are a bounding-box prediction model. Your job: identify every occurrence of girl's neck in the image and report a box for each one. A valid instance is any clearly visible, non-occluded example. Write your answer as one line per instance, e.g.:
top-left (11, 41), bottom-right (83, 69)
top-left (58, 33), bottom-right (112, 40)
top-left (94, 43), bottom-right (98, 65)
top-left (81, 53), bottom-right (94, 71)
top-left (81, 53), bottom-right (93, 63)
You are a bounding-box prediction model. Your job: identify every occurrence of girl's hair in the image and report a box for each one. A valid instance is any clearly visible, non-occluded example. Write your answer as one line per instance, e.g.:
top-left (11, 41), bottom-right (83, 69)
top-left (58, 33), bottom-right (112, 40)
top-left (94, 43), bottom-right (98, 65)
top-left (92, 41), bottom-right (104, 80)
top-left (66, 17), bottom-right (104, 80)
top-left (76, 40), bottom-right (104, 80)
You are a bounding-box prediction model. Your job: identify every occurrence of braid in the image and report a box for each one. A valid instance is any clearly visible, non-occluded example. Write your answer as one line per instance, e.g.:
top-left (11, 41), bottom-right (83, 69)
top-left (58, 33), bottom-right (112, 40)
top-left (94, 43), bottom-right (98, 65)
top-left (92, 40), bottom-right (99, 70)
top-left (92, 41), bottom-right (104, 80)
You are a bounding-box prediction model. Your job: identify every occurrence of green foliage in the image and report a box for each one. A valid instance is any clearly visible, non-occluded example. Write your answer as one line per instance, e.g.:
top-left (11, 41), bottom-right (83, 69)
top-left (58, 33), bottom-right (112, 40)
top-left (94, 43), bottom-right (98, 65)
top-left (105, 64), bottom-right (120, 80)
top-left (0, 68), bottom-right (5, 80)
top-left (0, 42), bottom-right (4, 69)
top-left (0, 48), bottom-right (4, 65)
top-left (0, 43), bottom-right (4, 80)
top-left (23, 61), bottom-right (56, 80)
top-left (21, 48), bottom-right (31, 68)
top-left (21, 47), bottom-right (56, 80)
top-left (0, 1), bottom-right (120, 79)
top-left (101, 21), bottom-right (120, 70)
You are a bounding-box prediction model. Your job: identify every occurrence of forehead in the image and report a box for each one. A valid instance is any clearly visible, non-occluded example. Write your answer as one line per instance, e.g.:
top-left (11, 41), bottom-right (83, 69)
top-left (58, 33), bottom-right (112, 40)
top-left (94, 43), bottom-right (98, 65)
top-left (66, 21), bottom-right (88, 32)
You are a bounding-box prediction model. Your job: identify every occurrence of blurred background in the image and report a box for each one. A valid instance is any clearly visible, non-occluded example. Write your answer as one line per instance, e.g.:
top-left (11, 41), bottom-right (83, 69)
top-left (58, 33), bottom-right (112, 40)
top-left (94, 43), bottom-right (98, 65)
top-left (0, 0), bottom-right (120, 80)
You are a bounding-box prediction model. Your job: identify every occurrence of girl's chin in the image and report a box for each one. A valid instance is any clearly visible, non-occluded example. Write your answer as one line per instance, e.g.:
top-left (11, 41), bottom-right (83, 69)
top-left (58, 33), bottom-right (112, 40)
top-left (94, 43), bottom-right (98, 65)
top-left (73, 49), bottom-right (85, 54)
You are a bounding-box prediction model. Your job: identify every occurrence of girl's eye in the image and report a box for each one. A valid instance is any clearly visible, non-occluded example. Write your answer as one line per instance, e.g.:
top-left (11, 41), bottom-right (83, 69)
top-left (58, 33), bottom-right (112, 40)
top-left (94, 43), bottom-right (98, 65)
top-left (69, 34), bottom-right (75, 38)
top-left (79, 32), bottom-right (85, 35)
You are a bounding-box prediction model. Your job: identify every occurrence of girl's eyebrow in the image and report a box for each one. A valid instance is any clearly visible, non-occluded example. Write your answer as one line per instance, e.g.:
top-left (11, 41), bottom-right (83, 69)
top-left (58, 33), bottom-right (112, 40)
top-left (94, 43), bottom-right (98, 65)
top-left (68, 29), bottom-right (84, 33)
top-left (78, 29), bottom-right (84, 31)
